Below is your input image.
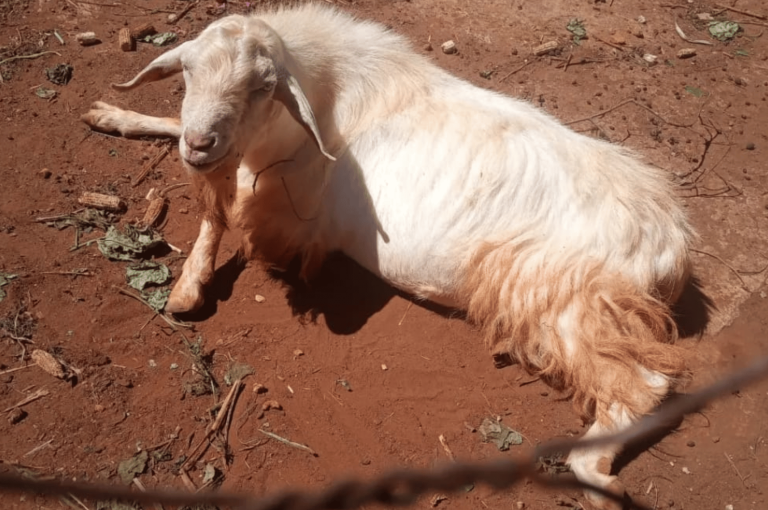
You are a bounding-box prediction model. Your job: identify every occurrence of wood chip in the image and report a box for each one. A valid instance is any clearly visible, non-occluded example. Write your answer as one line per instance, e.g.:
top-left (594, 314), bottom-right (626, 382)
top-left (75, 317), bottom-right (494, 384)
top-left (31, 350), bottom-right (67, 379)
top-left (441, 40), bottom-right (457, 54)
top-left (77, 191), bottom-right (126, 212)
top-left (119, 28), bottom-right (135, 52)
top-left (533, 41), bottom-right (558, 56)
top-left (130, 23), bottom-right (156, 40)
top-left (75, 32), bottom-right (100, 46)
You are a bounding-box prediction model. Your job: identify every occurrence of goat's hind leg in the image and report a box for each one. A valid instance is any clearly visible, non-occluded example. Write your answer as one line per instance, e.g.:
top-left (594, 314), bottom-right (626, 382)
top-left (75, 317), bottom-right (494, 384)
top-left (81, 101), bottom-right (181, 139)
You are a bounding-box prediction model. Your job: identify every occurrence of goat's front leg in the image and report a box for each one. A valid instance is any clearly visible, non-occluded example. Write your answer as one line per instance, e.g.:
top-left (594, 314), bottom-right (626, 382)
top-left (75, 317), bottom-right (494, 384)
top-left (81, 101), bottom-right (181, 139)
top-left (166, 218), bottom-right (224, 314)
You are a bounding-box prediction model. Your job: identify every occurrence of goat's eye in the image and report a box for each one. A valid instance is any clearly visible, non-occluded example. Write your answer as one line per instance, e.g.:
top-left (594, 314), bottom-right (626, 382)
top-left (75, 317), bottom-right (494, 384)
top-left (262, 81), bottom-right (275, 92)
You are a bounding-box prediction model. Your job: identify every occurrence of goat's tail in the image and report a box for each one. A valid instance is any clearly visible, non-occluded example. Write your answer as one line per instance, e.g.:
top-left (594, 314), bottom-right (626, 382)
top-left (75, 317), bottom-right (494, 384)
top-left (461, 242), bottom-right (691, 422)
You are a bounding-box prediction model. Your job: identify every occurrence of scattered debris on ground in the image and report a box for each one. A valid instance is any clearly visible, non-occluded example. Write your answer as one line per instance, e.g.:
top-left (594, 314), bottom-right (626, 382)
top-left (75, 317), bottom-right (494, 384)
top-left (478, 418), bottom-right (523, 451)
top-left (0, 272), bottom-right (17, 302)
top-left (44, 63), bottom-right (72, 85)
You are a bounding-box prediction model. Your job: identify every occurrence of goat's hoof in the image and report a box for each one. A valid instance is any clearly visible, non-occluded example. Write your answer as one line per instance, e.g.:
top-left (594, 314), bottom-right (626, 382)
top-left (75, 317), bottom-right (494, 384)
top-left (166, 284), bottom-right (205, 314)
top-left (80, 102), bottom-right (125, 132)
top-left (583, 477), bottom-right (626, 510)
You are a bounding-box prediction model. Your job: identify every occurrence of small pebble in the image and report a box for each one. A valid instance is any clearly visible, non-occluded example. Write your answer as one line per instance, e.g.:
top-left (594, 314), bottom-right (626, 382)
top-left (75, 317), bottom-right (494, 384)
top-left (712, 436), bottom-right (721, 443)
top-left (8, 408), bottom-right (26, 424)
top-left (746, 142), bottom-right (755, 150)
top-left (516, 502), bottom-right (526, 509)
top-left (170, 363), bottom-right (179, 370)
top-left (381, 364), bottom-right (388, 371)
top-left (148, 359), bottom-right (157, 368)
top-left (293, 349), bottom-right (304, 357)
top-left (686, 440), bottom-right (695, 447)
top-left (725, 505), bottom-right (734, 510)
top-left (255, 294), bottom-right (266, 303)
top-left (682, 466), bottom-right (691, 475)
top-left (167, 13), bottom-right (178, 23)
top-left (39, 168), bottom-right (52, 179)
top-left (361, 459), bottom-right (371, 465)
top-left (677, 48), bottom-right (696, 59)
top-left (94, 404), bottom-right (104, 412)
top-left (441, 40), bottom-right (457, 54)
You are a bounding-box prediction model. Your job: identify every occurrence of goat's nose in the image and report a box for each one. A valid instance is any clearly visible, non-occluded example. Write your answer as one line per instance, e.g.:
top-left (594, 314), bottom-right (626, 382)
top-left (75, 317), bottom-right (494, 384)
top-left (184, 132), bottom-right (216, 151)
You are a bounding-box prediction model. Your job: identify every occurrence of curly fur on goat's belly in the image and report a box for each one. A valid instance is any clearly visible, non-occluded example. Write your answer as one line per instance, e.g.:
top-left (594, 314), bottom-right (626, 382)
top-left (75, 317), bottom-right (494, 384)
top-left (460, 239), bottom-right (691, 423)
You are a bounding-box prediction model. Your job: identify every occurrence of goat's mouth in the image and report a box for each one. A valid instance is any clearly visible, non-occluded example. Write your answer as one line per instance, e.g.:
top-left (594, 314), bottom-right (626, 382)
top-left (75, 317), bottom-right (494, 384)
top-left (182, 153), bottom-right (228, 174)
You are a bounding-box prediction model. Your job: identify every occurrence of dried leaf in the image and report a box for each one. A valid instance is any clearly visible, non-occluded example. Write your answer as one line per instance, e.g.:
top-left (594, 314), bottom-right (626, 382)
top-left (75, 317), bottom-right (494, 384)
top-left (35, 86), bottom-right (57, 99)
top-left (126, 261), bottom-right (171, 291)
top-left (224, 363), bottom-right (255, 386)
top-left (117, 450), bottom-right (148, 484)
top-left (45, 63), bottom-right (73, 85)
top-left (478, 418), bottom-right (523, 451)
top-left (202, 463), bottom-right (218, 485)
top-left (0, 273), bottom-right (17, 303)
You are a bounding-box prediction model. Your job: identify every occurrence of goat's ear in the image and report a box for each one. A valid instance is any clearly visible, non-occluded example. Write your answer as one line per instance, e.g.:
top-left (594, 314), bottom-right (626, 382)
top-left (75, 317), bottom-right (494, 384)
top-left (111, 42), bottom-right (191, 91)
top-left (274, 72), bottom-right (336, 161)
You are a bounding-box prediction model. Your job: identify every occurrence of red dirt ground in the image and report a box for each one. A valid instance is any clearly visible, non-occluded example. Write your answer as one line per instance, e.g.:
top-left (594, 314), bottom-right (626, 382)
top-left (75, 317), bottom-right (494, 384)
top-left (2, 0), bottom-right (768, 509)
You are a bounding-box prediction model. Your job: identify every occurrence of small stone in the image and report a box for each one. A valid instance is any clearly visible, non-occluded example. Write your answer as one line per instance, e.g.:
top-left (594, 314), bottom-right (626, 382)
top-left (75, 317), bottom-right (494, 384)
top-left (178, 207), bottom-right (188, 214)
top-left (686, 440), bottom-right (695, 447)
top-left (94, 404), bottom-right (104, 412)
top-left (148, 359), bottom-right (157, 368)
top-left (611, 34), bottom-right (627, 45)
top-left (746, 142), bottom-right (756, 150)
top-left (252, 383), bottom-right (267, 393)
top-left (255, 294), bottom-right (266, 303)
top-left (516, 502), bottom-right (526, 509)
top-left (441, 40), bottom-right (457, 54)
top-left (712, 436), bottom-right (721, 443)
top-left (361, 459), bottom-right (371, 465)
top-left (637, 15), bottom-right (646, 24)
top-left (682, 466), bottom-right (691, 475)
top-left (8, 408), bottom-right (26, 424)
top-left (643, 54), bottom-right (658, 65)
top-left (167, 13), bottom-right (178, 23)
top-left (677, 48), bottom-right (696, 59)
top-left (725, 505), bottom-right (734, 510)
top-left (293, 349), bottom-right (304, 357)
top-left (381, 364), bottom-right (388, 371)
top-left (170, 363), bottom-right (179, 370)
top-left (39, 168), bottom-right (52, 179)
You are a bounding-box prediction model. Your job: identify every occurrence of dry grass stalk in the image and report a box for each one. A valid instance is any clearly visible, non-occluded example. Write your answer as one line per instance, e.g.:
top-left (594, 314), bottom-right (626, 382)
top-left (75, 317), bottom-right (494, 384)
top-left (133, 146), bottom-right (170, 187)
top-left (3, 389), bottom-right (50, 412)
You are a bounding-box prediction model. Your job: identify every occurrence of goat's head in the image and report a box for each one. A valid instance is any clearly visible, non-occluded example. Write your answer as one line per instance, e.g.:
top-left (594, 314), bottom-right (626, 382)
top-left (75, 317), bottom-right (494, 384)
top-left (112, 15), bottom-right (334, 174)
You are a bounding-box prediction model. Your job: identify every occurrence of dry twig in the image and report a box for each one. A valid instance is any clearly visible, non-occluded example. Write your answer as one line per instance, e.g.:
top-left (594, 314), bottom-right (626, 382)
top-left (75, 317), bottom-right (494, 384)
top-left (259, 429), bottom-right (318, 456)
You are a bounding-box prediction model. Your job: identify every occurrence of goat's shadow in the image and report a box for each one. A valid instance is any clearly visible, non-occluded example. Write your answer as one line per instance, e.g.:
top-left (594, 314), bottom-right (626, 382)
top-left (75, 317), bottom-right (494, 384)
top-left (670, 275), bottom-right (716, 339)
top-left (269, 252), bottom-right (464, 335)
top-left (174, 253), bottom-right (248, 322)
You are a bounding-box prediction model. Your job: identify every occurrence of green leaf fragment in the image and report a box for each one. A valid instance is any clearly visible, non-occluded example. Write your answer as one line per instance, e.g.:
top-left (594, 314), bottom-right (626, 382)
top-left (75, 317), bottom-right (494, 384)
top-left (141, 288), bottom-right (170, 312)
top-left (98, 225), bottom-right (165, 262)
top-left (144, 32), bottom-right (176, 46)
top-left (126, 261), bottom-right (171, 290)
top-left (566, 18), bottom-right (587, 44)
top-left (684, 85), bottom-right (705, 97)
top-left (709, 21), bottom-right (740, 41)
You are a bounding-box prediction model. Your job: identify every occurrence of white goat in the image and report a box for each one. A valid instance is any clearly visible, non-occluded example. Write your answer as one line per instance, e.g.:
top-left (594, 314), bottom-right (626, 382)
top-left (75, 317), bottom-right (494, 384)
top-left (82, 3), bottom-right (695, 508)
